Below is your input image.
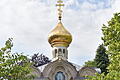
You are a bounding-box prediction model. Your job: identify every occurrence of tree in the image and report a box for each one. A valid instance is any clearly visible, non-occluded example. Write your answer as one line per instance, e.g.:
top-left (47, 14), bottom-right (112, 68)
top-left (84, 44), bottom-right (109, 74)
top-left (94, 44), bottom-right (109, 74)
top-left (84, 60), bottom-right (96, 67)
top-left (102, 13), bottom-right (120, 72)
top-left (31, 53), bottom-right (51, 67)
top-left (0, 38), bottom-right (34, 80)
top-left (88, 13), bottom-right (120, 80)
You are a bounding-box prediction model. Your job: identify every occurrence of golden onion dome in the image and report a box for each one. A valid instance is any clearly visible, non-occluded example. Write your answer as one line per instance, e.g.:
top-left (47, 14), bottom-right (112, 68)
top-left (48, 21), bottom-right (72, 47)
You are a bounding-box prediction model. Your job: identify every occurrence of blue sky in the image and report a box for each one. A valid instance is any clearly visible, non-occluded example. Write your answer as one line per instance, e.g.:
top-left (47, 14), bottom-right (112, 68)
top-left (66, 0), bottom-right (112, 10)
top-left (0, 0), bottom-right (119, 65)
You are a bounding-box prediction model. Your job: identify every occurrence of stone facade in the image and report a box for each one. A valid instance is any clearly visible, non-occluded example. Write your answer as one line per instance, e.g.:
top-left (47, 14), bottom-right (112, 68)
top-left (32, 59), bottom-right (100, 80)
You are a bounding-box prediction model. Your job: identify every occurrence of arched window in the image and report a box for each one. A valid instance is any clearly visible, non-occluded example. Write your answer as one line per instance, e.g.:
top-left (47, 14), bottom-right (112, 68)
top-left (55, 72), bottom-right (65, 80)
top-left (63, 49), bottom-right (65, 53)
top-left (58, 49), bottom-right (62, 53)
top-left (55, 49), bottom-right (57, 54)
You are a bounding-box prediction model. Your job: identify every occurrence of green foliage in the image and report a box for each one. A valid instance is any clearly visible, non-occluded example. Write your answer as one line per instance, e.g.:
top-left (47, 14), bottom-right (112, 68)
top-left (94, 44), bottom-right (109, 74)
top-left (84, 60), bottom-right (96, 67)
top-left (0, 38), bottom-right (34, 80)
top-left (102, 13), bottom-right (120, 72)
top-left (84, 44), bottom-right (109, 74)
top-left (88, 13), bottom-right (120, 80)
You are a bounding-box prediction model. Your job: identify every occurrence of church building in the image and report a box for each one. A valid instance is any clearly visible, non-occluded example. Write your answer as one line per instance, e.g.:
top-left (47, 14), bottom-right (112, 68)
top-left (32, 0), bottom-right (100, 80)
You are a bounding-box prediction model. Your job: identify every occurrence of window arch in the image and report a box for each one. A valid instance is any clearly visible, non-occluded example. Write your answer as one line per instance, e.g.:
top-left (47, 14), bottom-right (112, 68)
top-left (55, 49), bottom-right (57, 54)
top-left (58, 49), bottom-right (62, 53)
top-left (55, 72), bottom-right (65, 80)
top-left (63, 49), bottom-right (65, 53)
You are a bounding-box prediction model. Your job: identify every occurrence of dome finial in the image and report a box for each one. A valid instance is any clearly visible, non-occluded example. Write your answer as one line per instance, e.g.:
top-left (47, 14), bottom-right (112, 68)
top-left (56, 0), bottom-right (64, 21)
top-left (48, 0), bottom-right (72, 47)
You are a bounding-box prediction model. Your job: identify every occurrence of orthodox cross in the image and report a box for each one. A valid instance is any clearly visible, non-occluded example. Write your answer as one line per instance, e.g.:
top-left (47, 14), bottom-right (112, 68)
top-left (56, 0), bottom-right (64, 21)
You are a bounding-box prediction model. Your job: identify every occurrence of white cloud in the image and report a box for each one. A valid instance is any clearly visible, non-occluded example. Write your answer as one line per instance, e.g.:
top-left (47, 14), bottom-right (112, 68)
top-left (0, 0), bottom-right (120, 65)
top-left (81, 1), bottom-right (97, 10)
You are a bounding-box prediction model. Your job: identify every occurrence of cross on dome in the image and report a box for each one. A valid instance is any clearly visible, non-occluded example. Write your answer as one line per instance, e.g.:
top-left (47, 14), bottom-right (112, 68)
top-left (56, 0), bottom-right (64, 21)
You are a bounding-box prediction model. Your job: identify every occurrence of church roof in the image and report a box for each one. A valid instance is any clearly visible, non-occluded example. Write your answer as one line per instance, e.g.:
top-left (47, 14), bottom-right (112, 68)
top-left (71, 63), bottom-right (82, 71)
top-left (38, 60), bottom-right (82, 72)
top-left (38, 63), bottom-right (49, 72)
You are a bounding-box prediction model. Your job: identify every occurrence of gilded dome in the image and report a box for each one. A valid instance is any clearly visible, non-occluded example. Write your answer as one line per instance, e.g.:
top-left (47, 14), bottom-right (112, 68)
top-left (48, 22), bottom-right (72, 47)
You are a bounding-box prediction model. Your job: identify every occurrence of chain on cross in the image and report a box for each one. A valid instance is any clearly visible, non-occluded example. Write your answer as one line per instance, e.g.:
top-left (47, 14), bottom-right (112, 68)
top-left (56, 0), bottom-right (64, 21)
